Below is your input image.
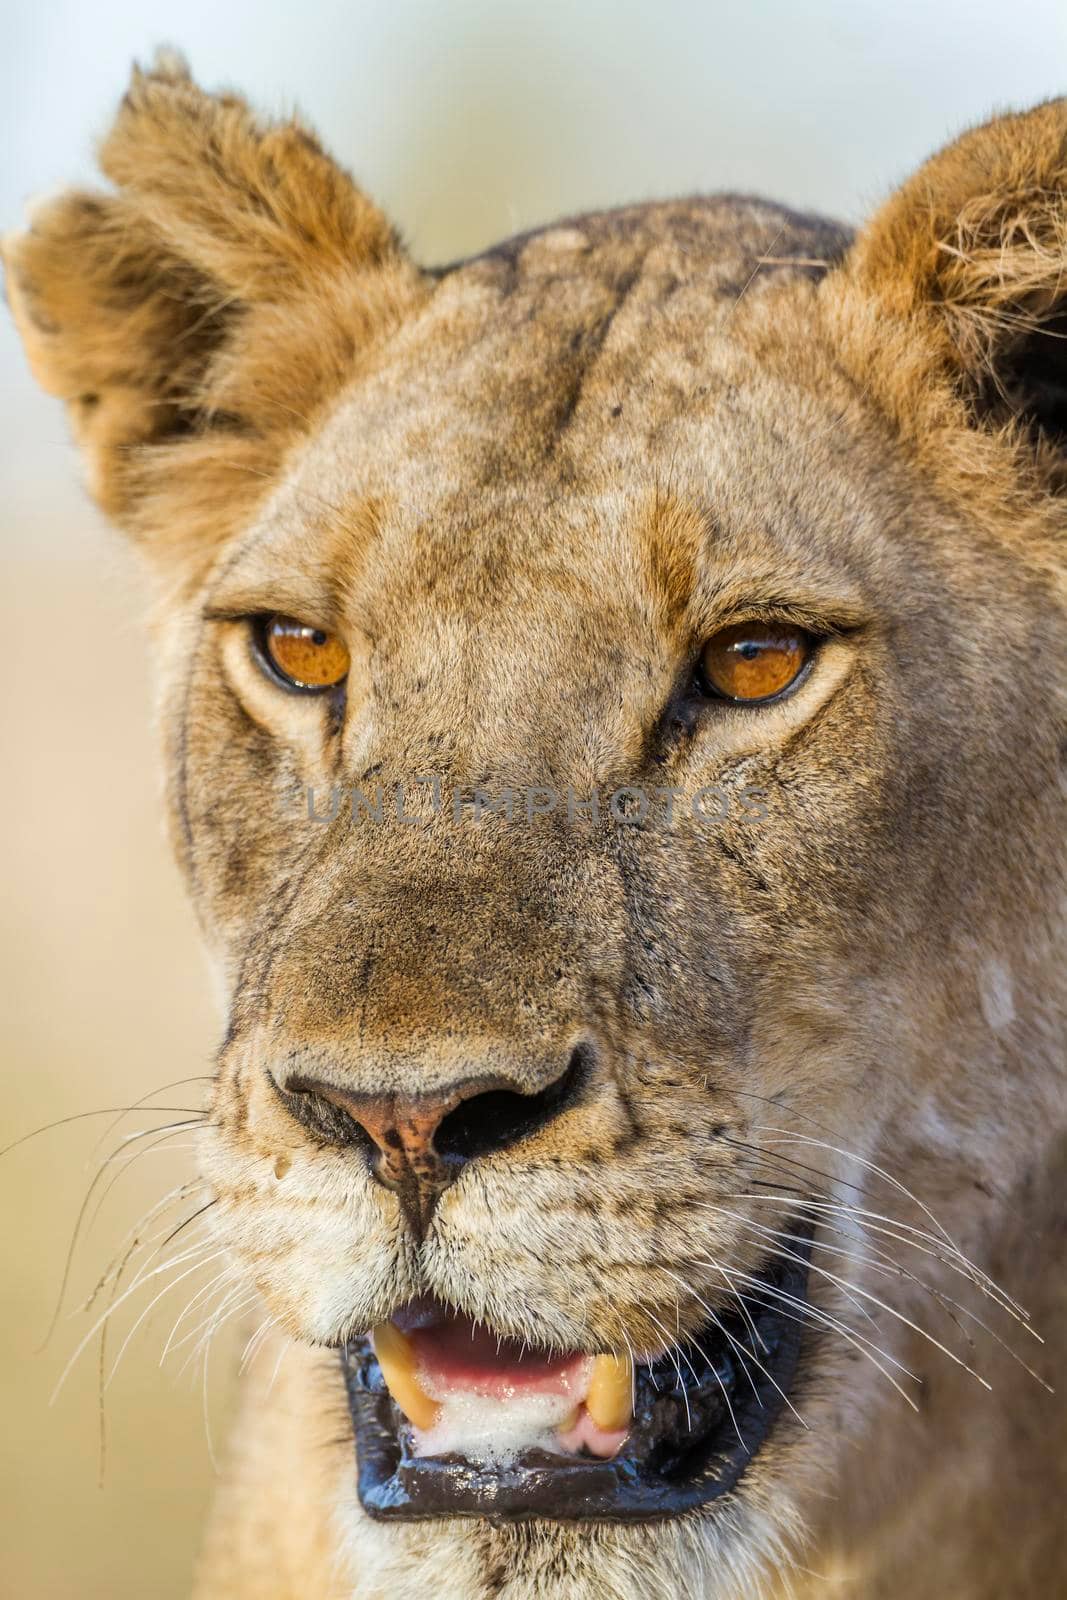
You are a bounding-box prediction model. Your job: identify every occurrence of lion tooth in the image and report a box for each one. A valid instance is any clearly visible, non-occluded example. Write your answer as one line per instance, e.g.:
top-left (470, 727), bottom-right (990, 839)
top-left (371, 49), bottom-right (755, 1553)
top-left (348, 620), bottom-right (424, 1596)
top-left (371, 1322), bottom-right (440, 1431)
top-left (586, 1352), bottom-right (633, 1431)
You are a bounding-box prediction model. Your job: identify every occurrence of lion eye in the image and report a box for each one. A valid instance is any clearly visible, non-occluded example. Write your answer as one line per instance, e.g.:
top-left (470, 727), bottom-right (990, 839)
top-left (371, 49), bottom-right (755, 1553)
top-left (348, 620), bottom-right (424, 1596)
top-left (699, 622), bottom-right (812, 704)
top-left (258, 615), bottom-right (350, 692)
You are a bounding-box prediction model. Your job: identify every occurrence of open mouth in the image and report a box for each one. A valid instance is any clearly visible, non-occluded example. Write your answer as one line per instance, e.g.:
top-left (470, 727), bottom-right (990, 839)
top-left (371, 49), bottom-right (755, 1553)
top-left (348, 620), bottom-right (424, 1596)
top-left (340, 1235), bottom-right (811, 1522)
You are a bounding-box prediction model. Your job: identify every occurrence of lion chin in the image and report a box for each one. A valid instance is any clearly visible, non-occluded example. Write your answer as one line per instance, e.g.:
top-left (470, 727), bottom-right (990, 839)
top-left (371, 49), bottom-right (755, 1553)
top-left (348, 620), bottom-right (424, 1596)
top-left (6, 53), bottom-right (1066, 1600)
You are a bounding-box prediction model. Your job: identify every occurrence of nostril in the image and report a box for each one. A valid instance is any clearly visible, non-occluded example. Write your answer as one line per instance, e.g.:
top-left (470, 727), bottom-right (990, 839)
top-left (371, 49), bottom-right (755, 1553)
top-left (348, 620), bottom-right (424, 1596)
top-left (276, 1076), bottom-right (377, 1156)
top-left (434, 1042), bottom-right (591, 1163)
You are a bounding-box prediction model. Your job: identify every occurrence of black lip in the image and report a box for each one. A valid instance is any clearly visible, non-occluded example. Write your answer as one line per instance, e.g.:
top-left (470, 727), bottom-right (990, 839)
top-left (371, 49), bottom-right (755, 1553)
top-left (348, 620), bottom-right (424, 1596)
top-left (340, 1231), bottom-right (811, 1524)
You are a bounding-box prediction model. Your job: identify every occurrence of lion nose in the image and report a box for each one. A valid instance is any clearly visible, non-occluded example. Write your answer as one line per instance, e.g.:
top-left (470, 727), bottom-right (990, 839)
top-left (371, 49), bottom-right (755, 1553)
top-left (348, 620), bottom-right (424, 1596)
top-left (278, 1048), bottom-right (588, 1231)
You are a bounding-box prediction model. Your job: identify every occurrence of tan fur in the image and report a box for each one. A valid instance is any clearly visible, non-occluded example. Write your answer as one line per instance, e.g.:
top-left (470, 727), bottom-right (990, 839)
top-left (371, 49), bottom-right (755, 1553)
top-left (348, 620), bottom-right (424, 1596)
top-left (5, 58), bottom-right (1066, 1600)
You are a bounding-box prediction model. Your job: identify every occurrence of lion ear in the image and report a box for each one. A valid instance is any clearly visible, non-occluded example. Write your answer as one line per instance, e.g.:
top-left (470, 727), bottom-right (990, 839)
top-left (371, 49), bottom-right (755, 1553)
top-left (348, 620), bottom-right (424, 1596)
top-left (2, 54), bottom-right (425, 568)
top-left (838, 98), bottom-right (1067, 488)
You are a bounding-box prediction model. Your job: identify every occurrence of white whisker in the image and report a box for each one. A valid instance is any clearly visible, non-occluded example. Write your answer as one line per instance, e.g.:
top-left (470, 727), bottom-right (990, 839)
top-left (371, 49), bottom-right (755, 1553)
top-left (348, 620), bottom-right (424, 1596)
top-left (52, 1245), bottom-right (224, 1404)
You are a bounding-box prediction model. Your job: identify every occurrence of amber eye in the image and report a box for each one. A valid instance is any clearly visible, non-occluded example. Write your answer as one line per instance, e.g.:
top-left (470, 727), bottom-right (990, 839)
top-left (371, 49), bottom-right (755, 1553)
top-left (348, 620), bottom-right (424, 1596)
top-left (699, 621), bottom-right (813, 704)
top-left (258, 615), bottom-right (350, 692)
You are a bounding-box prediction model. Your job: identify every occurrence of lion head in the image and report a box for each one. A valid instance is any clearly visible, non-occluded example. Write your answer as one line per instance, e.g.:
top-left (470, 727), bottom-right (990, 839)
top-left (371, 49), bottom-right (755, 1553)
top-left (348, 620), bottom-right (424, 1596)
top-left (6, 58), bottom-right (1066, 1600)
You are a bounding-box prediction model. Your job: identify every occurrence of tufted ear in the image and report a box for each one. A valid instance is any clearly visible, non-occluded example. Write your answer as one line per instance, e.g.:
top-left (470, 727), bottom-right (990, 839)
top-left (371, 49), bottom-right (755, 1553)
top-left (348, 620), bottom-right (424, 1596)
top-left (835, 98), bottom-right (1067, 492)
top-left (2, 54), bottom-right (426, 569)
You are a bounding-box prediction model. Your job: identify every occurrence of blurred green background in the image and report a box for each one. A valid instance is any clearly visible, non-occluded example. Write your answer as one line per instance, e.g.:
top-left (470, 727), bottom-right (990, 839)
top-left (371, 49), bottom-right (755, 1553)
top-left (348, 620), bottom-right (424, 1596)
top-left (2, 2), bottom-right (1065, 1593)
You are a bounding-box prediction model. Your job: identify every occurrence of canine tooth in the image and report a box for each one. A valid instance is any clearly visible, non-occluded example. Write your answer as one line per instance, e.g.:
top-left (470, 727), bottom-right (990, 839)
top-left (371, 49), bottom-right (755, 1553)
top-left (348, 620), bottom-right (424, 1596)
top-left (586, 1353), bottom-right (633, 1431)
top-left (372, 1322), bottom-right (440, 1431)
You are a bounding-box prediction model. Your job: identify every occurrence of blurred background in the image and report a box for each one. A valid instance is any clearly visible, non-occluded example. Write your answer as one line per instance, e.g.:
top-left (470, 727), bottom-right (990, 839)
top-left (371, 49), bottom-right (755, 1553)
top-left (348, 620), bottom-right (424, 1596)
top-left (1, 1), bottom-right (1064, 1594)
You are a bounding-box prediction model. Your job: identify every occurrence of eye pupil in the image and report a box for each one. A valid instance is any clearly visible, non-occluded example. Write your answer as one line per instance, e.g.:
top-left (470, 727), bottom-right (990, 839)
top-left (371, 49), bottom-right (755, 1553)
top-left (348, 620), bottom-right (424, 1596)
top-left (700, 622), bottom-right (812, 704)
top-left (260, 614), bottom-right (351, 692)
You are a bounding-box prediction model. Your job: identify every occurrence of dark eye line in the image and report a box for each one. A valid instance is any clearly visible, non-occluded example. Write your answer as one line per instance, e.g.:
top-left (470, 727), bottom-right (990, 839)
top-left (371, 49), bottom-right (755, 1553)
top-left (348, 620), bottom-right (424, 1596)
top-left (651, 631), bottom-right (811, 762)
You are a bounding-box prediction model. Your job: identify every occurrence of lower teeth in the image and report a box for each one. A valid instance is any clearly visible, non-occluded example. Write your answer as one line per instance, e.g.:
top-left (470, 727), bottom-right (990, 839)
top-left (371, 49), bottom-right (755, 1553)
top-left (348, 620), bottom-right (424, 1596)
top-left (370, 1322), bottom-right (636, 1459)
top-left (411, 1389), bottom-right (580, 1466)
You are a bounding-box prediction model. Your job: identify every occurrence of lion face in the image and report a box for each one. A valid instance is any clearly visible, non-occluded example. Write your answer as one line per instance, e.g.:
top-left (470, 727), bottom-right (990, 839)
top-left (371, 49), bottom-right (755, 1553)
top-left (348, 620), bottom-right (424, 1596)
top-left (7, 60), bottom-right (1066, 1598)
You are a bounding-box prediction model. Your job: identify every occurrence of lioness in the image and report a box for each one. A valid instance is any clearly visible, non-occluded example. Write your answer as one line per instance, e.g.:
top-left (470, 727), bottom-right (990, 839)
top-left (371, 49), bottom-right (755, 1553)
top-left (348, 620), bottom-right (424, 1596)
top-left (6, 55), bottom-right (1066, 1600)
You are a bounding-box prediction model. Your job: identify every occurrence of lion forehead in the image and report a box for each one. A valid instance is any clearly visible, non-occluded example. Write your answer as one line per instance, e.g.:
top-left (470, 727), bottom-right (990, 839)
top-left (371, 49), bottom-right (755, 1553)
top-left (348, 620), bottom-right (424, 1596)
top-left (283, 196), bottom-right (849, 486)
